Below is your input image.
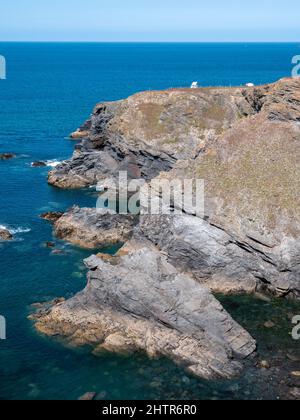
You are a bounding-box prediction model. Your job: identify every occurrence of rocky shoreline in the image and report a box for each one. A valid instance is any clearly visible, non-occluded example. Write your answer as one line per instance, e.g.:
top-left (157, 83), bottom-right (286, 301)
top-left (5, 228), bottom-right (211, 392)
top-left (31, 240), bottom-right (256, 380)
top-left (53, 206), bottom-right (138, 249)
top-left (31, 78), bottom-right (300, 393)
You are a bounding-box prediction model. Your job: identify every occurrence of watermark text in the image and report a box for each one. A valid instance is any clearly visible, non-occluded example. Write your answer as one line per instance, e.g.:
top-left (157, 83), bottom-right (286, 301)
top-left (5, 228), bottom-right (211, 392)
top-left (292, 315), bottom-right (300, 340)
top-left (292, 55), bottom-right (300, 78)
top-left (96, 171), bottom-right (204, 218)
top-left (0, 55), bottom-right (6, 80)
top-left (0, 315), bottom-right (6, 340)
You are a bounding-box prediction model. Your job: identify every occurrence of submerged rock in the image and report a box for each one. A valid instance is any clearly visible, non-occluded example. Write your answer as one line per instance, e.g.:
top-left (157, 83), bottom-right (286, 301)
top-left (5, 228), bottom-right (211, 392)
top-left (0, 153), bottom-right (16, 160)
top-left (32, 241), bottom-right (256, 380)
top-left (78, 392), bottom-right (96, 401)
top-left (45, 241), bottom-right (55, 248)
top-left (264, 321), bottom-right (276, 329)
top-left (53, 206), bottom-right (138, 249)
top-left (0, 228), bottom-right (12, 241)
top-left (51, 249), bottom-right (64, 256)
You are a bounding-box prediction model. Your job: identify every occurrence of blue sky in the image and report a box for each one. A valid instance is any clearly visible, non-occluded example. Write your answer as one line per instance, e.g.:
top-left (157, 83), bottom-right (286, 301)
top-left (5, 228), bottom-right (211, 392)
top-left (0, 0), bottom-right (299, 42)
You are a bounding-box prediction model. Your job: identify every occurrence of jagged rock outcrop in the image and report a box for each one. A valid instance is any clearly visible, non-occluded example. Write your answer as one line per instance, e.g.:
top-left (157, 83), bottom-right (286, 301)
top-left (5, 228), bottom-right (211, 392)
top-left (32, 241), bottom-right (256, 380)
top-left (54, 206), bottom-right (138, 248)
top-left (138, 79), bottom-right (300, 298)
top-left (51, 76), bottom-right (300, 297)
top-left (48, 85), bottom-right (257, 188)
top-left (33, 78), bottom-right (300, 381)
top-left (0, 228), bottom-right (12, 241)
top-left (50, 76), bottom-right (300, 298)
top-left (40, 212), bottom-right (64, 223)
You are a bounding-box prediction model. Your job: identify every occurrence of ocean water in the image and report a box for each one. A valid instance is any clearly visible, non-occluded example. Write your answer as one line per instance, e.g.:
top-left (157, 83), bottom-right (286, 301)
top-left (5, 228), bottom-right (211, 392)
top-left (0, 43), bottom-right (300, 400)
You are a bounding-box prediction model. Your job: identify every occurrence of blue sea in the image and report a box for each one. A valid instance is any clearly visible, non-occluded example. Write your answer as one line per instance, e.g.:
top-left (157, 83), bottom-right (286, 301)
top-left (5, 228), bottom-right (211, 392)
top-left (0, 43), bottom-right (300, 400)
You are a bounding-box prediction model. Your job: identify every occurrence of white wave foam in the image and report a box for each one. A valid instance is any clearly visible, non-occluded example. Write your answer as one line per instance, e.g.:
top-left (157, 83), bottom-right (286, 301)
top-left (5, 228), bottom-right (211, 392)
top-left (0, 225), bottom-right (31, 234)
top-left (10, 227), bottom-right (31, 234)
top-left (46, 160), bottom-right (63, 168)
top-left (30, 159), bottom-right (64, 168)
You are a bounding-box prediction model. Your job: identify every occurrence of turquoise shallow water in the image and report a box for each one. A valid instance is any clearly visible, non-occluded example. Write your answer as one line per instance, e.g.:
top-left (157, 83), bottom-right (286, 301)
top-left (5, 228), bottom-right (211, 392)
top-left (0, 43), bottom-right (300, 400)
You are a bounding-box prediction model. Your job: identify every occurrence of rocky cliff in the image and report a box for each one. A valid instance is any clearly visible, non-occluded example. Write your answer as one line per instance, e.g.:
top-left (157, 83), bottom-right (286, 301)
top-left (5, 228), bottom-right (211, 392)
top-left (48, 84), bottom-right (257, 188)
top-left (34, 78), bottom-right (300, 380)
top-left (139, 78), bottom-right (300, 298)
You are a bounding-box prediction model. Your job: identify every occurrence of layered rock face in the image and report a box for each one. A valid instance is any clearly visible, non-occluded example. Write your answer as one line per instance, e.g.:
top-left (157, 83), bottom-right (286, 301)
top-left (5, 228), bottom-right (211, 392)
top-left (49, 77), bottom-right (300, 297)
top-left (54, 206), bottom-right (138, 249)
top-left (48, 85), bottom-right (257, 188)
top-left (34, 78), bottom-right (300, 379)
top-left (33, 241), bottom-right (256, 379)
top-left (139, 78), bottom-right (300, 298)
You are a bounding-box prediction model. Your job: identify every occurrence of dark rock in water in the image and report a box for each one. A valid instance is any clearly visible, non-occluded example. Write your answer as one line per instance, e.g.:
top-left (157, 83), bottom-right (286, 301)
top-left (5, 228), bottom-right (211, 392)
top-left (0, 228), bottom-right (12, 241)
top-left (264, 321), bottom-right (276, 329)
top-left (78, 392), bottom-right (97, 401)
top-left (45, 241), bottom-right (55, 248)
top-left (40, 212), bottom-right (63, 223)
top-left (31, 161), bottom-right (47, 167)
top-left (0, 153), bottom-right (16, 160)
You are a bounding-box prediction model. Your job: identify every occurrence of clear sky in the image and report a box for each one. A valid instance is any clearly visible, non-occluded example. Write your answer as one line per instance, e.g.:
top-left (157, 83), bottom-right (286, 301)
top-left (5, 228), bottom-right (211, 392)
top-left (0, 0), bottom-right (299, 42)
